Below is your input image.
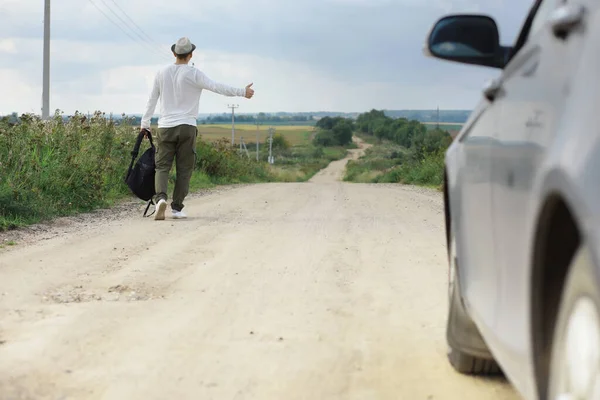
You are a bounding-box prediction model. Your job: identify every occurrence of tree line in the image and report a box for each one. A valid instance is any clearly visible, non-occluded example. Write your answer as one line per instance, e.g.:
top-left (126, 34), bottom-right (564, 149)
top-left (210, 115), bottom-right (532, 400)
top-left (311, 109), bottom-right (452, 157)
top-left (356, 109), bottom-right (451, 158)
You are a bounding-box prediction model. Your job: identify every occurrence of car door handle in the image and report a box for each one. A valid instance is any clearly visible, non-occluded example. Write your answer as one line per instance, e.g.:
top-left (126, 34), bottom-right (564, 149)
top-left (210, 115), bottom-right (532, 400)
top-left (483, 78), bottom-right (503, 102)
top-left (550, 4), bottom-right (585, 39)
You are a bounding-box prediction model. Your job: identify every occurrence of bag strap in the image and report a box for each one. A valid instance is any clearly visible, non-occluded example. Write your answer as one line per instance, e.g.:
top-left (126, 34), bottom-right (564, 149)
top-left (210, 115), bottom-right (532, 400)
top-left (147, 131), bottom-right (155, 148)
top-left (131, 131), bottom-right (146, 158)
top-left (126, 130), bottom-right (155, 180)
top-left (143, 199), bottom-right (155, 218)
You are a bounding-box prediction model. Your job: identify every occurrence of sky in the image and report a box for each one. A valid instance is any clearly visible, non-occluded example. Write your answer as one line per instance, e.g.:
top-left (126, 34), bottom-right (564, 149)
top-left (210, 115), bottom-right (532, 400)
top-left (0, 0), bottom-right (533, 116)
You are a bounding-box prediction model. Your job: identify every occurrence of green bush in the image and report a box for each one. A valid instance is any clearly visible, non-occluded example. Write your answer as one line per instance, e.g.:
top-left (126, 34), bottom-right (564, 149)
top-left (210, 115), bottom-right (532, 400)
top-left (312, 130), bottom-right (338, 147)
top-left (195, 138), bottom-right (273, 183)
top-left (0, 111), bottom-right (133, 230)
top-left (377, 148), bottom-right (446, 187)
top-left (271, 133), bottom-right (291, 150)
top-left (312, 117), bottom-right (354, 147)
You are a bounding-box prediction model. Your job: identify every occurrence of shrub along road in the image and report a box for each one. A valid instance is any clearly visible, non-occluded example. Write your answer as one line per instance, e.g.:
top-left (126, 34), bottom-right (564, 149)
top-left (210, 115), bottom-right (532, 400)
top-left (0, 143), bottom-right (517, 399)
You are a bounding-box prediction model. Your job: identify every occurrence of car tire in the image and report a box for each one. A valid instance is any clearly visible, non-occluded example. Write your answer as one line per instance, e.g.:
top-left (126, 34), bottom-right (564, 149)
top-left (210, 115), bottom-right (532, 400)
top-left (548, 245), bottom-right (600, 399)
top-left (448, 346), bottom-right (501, 375)
top-left (446, 226), bottom-right (501, 375)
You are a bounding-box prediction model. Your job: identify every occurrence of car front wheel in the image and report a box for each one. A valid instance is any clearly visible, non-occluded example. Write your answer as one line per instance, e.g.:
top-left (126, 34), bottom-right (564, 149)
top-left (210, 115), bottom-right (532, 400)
top-left (548, 245), bottom-right (600, 399)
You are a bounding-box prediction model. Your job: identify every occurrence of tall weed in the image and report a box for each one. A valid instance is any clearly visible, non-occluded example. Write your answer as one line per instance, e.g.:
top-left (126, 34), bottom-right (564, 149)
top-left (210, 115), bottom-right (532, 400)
top-left (0, 112), bottom-right (133, 229)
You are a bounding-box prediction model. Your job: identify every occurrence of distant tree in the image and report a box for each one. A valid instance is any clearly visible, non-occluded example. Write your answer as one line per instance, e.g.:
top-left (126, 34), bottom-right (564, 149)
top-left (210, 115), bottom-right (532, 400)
top-left (313, 130), bottom-right (337, 147)
top-left (316, 116), bottom-right (334, 130)
top-left (356, 109), bottom-right (386, 134)
top-left (355, 108), bottom-right (451, 158)
top-left (313, 117), bottom-right (354, 147)
top-left (332, 119), bottom-right (354, 146)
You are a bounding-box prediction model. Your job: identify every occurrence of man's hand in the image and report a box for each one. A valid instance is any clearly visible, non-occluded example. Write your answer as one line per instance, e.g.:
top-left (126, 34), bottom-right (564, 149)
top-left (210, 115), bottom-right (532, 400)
top-left (245, 83), bottom-right (255, 99)
top-left (140, 128), bottom-right (150, 138)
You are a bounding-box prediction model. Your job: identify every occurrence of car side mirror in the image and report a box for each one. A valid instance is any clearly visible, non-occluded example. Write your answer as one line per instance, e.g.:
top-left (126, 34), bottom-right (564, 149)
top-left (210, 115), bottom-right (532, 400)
top-left (425, 14), bottom-right (506, 69)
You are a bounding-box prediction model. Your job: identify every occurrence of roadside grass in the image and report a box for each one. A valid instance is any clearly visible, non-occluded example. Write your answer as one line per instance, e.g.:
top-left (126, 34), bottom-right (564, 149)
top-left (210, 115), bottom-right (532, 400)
top-left (0, 113), bottom-right (274, 231)
top-left (0, 112), bottom-right (134, 230)
top-left (344, 140), bottom-right (409, 183)
top-left (377, 148), bottom-right (446, 189)
top-left (345, 133), bottom-right (446, 189)
top-left (0, 241), bottom-right (16, 249)
top-left (356, 134), bottom-right (380, 146)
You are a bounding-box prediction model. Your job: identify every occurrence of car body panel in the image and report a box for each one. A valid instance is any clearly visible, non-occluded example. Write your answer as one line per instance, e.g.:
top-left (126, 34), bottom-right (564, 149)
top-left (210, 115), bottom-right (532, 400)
top-left (486, 8), bottom-right (586, 394)
top-left (441, 0), bottom-right (599, 398)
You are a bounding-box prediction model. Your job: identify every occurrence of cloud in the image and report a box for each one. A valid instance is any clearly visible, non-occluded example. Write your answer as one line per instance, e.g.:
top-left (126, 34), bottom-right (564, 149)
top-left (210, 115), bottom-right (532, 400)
top-left (0, 0), bottom-right (533, 115)
top-left (0, 69), bottom-right (41, 114)
top-left (0, 39), bottom-right (17, 54)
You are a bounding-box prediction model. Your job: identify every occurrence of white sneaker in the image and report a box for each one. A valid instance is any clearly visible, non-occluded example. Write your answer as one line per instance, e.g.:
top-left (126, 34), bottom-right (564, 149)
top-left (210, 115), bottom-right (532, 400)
top-left (154, 199), bottom-right (167, 221)
top-left (172, 210), bottom-right (187, 219)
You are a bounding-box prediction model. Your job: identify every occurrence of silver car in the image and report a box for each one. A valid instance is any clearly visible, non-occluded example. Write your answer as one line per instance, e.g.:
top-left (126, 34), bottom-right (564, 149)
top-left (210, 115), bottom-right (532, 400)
top-left (425, 1), bottom-right (600, 399)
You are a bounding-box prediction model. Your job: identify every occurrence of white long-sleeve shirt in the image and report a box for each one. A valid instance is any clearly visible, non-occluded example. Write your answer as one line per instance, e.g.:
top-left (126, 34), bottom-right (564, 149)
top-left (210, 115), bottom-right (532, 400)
top-left (141, 64), bottom-right (246, 129)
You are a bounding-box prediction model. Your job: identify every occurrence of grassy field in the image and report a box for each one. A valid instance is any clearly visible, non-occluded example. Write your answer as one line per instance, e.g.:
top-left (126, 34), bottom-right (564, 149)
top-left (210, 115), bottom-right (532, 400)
top-left (149, 124), bottom-right (316, 146)
top-left (423, 122), bottom-right (463, 132)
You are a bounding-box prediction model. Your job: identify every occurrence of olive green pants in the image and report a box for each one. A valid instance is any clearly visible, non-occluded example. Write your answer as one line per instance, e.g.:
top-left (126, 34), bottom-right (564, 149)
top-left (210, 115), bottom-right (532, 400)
top-left (155, 124), bottom-right (197, 212)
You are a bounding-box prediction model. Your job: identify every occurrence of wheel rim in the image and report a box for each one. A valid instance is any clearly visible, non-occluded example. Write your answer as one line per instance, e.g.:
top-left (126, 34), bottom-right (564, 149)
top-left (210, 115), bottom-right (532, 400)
top-left (552, 296), bottom-right (600, 399)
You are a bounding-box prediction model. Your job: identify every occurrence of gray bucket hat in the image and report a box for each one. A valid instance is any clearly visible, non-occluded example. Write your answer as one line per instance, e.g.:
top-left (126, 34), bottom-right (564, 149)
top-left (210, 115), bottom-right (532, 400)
top-left (171, 37), bottom-right (196, 55)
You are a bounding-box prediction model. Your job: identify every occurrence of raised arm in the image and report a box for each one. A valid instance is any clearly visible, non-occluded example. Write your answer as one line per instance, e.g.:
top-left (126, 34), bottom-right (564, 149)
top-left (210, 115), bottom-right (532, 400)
top-left (193, 70), bottom-right (247, 97)
top-left (141, 72), bottom-right (161, 129)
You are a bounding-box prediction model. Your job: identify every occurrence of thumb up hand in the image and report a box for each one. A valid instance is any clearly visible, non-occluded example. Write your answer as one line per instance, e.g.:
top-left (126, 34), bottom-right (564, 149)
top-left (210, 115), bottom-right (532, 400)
top-left (245, 83), bottom-right (255, 99)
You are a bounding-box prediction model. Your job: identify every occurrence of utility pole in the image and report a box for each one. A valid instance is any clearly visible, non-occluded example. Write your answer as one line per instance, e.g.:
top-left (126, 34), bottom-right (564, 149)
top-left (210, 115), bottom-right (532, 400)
top-left (227, 104), bottom-right (239, 145)
top-left (255, 115), bottom-right (261, 161)
top-left (268, 127), bottom-right (274, 164)
top-left (42, 0), bottom-right (51, 120)
top-left (240, 137), bottom-right (250, 158)
top-left (436, 106), bottom-right (440, 130)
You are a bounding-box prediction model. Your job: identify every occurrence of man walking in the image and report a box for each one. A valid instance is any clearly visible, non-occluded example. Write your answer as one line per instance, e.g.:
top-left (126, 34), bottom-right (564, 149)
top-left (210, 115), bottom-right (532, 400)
top-left (140, 37), bottom-right (254, 221)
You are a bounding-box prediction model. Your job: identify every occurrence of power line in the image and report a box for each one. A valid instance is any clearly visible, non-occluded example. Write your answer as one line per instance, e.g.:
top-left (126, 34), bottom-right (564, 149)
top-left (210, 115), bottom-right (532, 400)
top-left (108, 0), bottom-right (163, 48)
top-left (96, 0), bottom-right (170, 62)
top-left (87, 0), bottom-right (170, 62)
top-left (88, 0), bottom-right (139, 44)
top-left (97, 0), bottom-right (164, 53)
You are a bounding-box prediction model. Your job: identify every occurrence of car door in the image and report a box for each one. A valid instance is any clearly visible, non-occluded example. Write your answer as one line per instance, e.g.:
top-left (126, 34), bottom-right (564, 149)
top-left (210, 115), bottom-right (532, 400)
top-left (487, 0), bottom-right (587, 393)
top-left (454, 94), bottom-right (500, 331)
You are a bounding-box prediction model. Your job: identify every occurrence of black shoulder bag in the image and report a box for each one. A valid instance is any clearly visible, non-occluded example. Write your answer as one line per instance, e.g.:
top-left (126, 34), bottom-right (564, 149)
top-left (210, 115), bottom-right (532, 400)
top-left (125, 130), bottom-right (156, 217)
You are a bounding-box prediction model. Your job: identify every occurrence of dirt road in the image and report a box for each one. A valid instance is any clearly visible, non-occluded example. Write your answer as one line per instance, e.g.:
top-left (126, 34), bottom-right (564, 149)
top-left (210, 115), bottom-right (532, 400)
top-left (0, 143), bottom-right (518, 399)
top-left (309, 137), bottom-right (371, 183)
